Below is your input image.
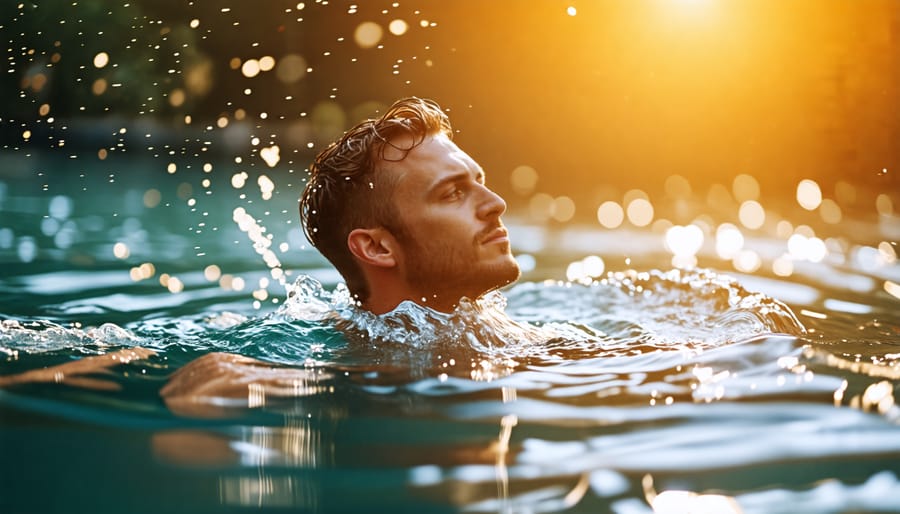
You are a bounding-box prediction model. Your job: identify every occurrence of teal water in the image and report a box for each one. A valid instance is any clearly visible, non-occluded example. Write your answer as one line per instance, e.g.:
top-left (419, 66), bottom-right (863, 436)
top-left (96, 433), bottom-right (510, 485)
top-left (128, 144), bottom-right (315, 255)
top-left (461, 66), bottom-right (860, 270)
top-left (1, 155), bottom-right (900, 513)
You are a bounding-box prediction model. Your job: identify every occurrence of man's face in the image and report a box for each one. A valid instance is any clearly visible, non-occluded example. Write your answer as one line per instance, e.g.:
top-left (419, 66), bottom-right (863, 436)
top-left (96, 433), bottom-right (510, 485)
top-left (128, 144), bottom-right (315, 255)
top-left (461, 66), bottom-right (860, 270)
top-left (382, 133), bottom-right (520, 306)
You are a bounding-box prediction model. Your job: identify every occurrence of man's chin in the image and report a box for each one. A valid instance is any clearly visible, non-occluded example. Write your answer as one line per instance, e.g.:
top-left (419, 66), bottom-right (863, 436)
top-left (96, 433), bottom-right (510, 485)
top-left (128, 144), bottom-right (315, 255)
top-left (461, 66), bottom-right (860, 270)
top-left (488, 259), bottom-right (522, 290)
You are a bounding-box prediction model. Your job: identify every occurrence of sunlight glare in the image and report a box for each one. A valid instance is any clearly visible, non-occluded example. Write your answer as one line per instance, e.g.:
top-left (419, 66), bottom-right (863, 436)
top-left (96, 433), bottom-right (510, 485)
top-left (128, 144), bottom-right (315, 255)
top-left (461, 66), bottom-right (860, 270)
top-left (651, 490), bottom-right (742, 514)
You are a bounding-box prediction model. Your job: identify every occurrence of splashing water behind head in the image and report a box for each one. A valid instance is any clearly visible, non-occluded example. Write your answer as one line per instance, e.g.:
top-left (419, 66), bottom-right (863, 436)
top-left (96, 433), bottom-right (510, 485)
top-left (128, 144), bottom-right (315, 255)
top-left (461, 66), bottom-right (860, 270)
top-left (272, 268), bottom-right (806, 380)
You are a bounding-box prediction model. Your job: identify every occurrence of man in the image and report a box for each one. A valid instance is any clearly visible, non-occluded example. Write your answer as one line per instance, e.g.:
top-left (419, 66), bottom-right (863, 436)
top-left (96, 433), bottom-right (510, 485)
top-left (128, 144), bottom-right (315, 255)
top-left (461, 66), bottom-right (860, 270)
top-left (0, 98), bottom-right (523, 413)
top-left (299, 96), bottom-right (521, 314)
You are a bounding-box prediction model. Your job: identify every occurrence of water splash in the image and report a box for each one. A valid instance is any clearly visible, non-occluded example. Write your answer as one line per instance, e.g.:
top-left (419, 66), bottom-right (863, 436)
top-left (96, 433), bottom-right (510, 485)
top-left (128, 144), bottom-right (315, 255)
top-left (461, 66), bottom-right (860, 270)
top-left (262, 268), bottom-right (808, 381)
top-left (0, 318), bottom-right (140, 357)
top-left (506, 268), bottom-right (806, 350)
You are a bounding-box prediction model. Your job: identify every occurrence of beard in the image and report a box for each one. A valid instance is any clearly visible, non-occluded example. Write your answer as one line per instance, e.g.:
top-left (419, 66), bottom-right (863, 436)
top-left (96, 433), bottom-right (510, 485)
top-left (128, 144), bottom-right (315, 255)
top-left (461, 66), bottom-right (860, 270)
top-left (399, 232), bottom-right (521, 304)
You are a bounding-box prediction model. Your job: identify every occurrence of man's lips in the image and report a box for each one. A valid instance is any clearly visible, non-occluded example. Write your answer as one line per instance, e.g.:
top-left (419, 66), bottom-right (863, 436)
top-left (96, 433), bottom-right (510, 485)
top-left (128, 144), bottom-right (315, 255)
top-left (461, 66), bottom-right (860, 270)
top-left (481, 227), bottom-right (509, 245)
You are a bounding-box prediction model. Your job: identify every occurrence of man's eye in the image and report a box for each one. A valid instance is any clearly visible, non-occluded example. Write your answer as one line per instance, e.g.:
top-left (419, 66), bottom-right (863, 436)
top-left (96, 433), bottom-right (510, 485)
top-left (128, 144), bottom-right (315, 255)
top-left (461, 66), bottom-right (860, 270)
top-left (444, 187), bottom-right (464, 200)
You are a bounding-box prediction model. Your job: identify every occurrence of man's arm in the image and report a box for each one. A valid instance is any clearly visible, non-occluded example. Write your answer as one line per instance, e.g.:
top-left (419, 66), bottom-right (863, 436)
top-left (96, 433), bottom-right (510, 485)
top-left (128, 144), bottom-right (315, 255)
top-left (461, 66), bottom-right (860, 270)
top-left (0, 347), bottom-right (156, 391)
top-left (0, 348), bottom-right (328, 418)
top-left (160, 352), bottom-right (330, 417)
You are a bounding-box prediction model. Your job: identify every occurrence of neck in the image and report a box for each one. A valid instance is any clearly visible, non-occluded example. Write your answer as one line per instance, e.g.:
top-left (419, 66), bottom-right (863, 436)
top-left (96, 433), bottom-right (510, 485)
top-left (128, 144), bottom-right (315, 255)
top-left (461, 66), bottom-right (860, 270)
top-left (362, 292), bottom-right (460, 315)
top-left (360, 268), bottom-right (480, 315)
top-left (360, 273), bottom-right (467, 314)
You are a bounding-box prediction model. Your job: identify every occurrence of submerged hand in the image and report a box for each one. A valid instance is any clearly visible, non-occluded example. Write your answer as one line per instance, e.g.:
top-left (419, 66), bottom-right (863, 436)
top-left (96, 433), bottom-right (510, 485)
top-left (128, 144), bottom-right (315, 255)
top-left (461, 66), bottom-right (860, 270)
top-left (0, 347), bottom-right (156, 391)
top-left (160, 352), bottom-right (330, 418)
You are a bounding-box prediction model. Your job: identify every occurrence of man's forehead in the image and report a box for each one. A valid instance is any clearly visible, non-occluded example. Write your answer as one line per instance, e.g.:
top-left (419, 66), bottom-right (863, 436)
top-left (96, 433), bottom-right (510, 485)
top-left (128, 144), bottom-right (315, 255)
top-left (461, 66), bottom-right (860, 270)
top-left (382, 133), bottom-right (474, 182)
top-left (382, 132), bottom-right (456, 158)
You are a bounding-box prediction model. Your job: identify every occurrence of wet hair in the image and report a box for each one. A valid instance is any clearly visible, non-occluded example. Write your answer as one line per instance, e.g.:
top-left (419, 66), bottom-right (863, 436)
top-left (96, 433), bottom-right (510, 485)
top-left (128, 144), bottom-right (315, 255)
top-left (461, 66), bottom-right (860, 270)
top-left (299, 97), bottom-right (452, 301)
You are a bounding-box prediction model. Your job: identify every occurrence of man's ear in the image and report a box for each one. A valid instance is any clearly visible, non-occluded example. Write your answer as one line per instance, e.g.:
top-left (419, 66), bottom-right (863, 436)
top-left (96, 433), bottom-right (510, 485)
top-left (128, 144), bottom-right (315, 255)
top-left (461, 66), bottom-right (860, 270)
top-left (347, 228), bottom-right (398, 268)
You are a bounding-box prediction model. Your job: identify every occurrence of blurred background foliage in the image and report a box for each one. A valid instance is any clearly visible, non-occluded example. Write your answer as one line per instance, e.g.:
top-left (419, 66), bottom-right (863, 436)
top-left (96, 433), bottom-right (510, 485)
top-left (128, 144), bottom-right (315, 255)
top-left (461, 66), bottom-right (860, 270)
top-left (2, 0), bottom-right (898, 219)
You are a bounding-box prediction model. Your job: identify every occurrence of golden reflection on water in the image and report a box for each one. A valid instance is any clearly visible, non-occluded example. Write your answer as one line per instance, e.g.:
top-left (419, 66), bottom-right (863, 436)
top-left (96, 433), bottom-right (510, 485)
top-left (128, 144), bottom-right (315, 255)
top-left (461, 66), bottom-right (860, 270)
top-left (643, 474), bottom-right (743, 514)
top-left (526, 173), bottom-right (899, 287)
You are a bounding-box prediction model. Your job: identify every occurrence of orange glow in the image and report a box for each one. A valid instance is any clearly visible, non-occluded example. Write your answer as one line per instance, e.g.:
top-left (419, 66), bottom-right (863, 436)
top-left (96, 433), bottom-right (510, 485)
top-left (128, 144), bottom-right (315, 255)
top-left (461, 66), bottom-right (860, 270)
top-left (433, 0), bottom-right (899, 220)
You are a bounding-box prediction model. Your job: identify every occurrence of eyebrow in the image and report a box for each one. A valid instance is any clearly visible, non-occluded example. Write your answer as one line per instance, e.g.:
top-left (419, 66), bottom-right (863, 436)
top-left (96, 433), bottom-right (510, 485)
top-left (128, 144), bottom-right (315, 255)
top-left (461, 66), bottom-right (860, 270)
top-left (428, 168), bottom-right (485, 195)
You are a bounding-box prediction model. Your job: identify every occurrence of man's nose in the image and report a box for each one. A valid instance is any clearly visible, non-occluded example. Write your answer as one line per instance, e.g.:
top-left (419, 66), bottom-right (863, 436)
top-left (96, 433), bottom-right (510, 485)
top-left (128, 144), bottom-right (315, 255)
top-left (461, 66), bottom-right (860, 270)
top-left (476, 185), bottom-right (507, 220)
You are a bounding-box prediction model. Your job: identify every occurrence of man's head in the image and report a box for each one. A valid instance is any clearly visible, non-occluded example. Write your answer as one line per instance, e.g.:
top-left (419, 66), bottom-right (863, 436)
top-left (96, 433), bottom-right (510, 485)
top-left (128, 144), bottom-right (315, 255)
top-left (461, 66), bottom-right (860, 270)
top-left (300, 97), bottom-right (520, 313)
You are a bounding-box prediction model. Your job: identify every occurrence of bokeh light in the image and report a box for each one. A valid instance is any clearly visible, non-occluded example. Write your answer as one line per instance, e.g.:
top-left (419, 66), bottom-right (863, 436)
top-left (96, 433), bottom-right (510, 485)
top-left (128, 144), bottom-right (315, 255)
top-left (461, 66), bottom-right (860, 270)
top-left (876, 194), bottom-right (894, 216)
top-left (733, 249), bottom-right (762, 273)
top-left (276, 54), bottom-right (308, 83)
top-left (354, 21), bottom-right (383, 48)
top-left (738, 200), bottom-right (765, 230)
top-left (732, 174), bottom-right (760, 202)
top-left (258, 56), bottom-right (276, 72)
top-left (819, 198), bottom-right (842, 224)
top-left (664, 175), bottom-right (692, 198)
top-left (529, 193), bottom-right (554, 222)
top-left (715, 223), bottom-right (744, 259)
top-left (93, 52), bottom-right (109, 68)
top-left (597, 201), bottom-right (624, 229)
top-left (797, 179), bottom-right (823, 210)
top-left (788, 233), bottom-right (828, 262)
top-left (389, 19), bottom-right (409, 35)
top-left (241, 59), bottom-right (261, 78)
top-left (772, 255), bottom-right (794, 277)
top-left (510, 165), bottom-right (538, 195)
top-left (143, 189), bottom-right (161, 208)
top-left (626, 198), bottom-right (654, 227)
top-left (665, 224), bottom-right (704, 268)
top-left (566, 255), bottom-right (604, 283)
top-left (551, 196), bottom-right (576, 222)
top-left (113, 242), bottom-right (130, 259)
top-left (204, 264), bottom-right (222, 282)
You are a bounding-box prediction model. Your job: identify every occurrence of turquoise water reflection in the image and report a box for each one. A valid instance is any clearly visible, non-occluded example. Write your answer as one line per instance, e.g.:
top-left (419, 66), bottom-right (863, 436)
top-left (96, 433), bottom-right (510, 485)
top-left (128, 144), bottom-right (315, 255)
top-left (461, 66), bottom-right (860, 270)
top-left (1, 154), bottom-right (899, 513)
